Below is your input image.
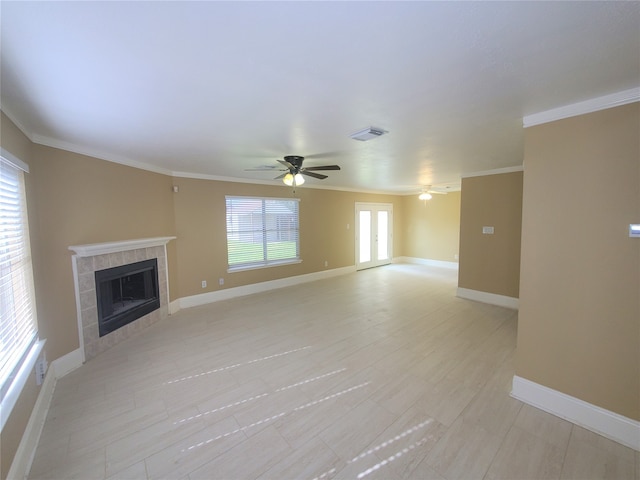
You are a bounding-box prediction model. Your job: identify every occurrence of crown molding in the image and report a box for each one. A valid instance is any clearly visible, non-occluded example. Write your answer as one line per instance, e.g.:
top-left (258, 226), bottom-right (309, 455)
top-left (32, 134), bottom-right (173, 176)
top-left (461, 165), bottom-right (524, 179)
top-left (171, 170), bottom-right (405, 195)
top-left (523, 87), bottom-right (640, 128)
top-left (0, 107), bottom-right (36, 143)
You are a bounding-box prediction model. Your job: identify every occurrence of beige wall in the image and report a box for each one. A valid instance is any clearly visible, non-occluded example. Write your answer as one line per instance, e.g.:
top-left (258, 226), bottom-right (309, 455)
top-left (172, 177), bottom-right (405, 298)
top-left (401, 192), bottom-right (461, 263)
top-left (517, 102), bottom-right (639, 420)
top-left (458, 171), bottom-right (523, 298)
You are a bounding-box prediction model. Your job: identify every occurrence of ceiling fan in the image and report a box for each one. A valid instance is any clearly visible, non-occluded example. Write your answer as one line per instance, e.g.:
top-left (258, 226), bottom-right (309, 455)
top-left (419, 185), bottom-right (449, 200)
top-left (247, 155), bottom-right (341, 186)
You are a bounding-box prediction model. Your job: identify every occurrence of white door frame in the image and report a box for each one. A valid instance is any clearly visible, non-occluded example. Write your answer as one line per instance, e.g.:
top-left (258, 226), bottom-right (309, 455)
top-left (355, 202), bottom-right (393, 270)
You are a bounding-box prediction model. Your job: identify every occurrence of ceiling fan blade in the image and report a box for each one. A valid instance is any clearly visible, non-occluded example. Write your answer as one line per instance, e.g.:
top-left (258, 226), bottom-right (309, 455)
top-left (274, 173), bottom-right (287, 180)
top-left (277, 159), bottom-right (294, 169)
top-left (427, 190), bottom-right (448, 195)
top-left (301, 171), bottom-right (328, 180)
top-left (245, 167), bottom-right (279, 171)
top-left (303, 165), bottom-right (341, 171)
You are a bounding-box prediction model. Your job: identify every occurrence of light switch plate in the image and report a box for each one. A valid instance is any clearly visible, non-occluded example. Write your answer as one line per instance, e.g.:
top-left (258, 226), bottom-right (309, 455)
top-left (630, 224), bottom-right (640, 238)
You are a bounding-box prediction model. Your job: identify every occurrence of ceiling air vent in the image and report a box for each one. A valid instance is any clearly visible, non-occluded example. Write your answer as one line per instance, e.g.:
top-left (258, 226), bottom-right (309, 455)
top-left (350, 127), bottom-right (388, 141)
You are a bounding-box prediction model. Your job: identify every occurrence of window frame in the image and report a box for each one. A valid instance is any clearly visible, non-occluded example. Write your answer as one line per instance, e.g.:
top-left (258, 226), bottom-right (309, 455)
top-left (225, 195), bottom-right (301, 273)
top-left (0, 148), bottom-right (44, 432)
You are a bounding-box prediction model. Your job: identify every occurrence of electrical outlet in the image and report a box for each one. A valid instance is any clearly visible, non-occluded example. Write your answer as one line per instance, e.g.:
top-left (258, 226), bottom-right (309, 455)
top-left (201, 280), bottom-right (207, 288)
top-left (219, 278), bottom-right (224, 286)
top-left (324, 260), bottom-right (328, 267)
top-left (35, 355), bottom-right (47, 385)
top-left (454, 254), bottom-right (459, 260)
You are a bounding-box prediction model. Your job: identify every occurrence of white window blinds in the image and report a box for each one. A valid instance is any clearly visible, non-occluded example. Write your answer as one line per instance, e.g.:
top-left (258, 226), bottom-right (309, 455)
top-left (226, 196), bottom-right (300, 270)
top-left (0, 155), bottom-right (38, 401)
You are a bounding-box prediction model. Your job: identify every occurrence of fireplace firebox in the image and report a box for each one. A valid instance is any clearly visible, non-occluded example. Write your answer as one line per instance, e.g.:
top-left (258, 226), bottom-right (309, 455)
top-left (95, 258), bottom-right (160, 337)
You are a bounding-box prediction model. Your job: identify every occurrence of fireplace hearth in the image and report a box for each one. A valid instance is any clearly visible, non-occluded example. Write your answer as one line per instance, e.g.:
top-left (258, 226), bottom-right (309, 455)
top-left (95, 258), bottom-right (160, 337)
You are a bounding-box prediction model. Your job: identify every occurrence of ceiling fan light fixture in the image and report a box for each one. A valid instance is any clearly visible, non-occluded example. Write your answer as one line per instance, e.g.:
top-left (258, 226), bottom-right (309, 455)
top-left (350, 126), bottom-right (388, 141)
top-left (283, 172), bottom-right (305, 186)
top-left (418, 192), bottom-right (432, 201)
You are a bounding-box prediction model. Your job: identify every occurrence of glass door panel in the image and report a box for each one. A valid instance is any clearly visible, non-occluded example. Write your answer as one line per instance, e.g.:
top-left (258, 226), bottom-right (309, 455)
top-left (355, 203), bottom-right (392, 270)
top-left (377, 210), bottom-right (389, 261)
top-left (359, 210), bottom-right (371, 263)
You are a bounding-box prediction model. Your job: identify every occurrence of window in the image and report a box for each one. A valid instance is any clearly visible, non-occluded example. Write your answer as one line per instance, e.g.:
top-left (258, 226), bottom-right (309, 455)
top-left (0, 150), bottom-right (41, 431)
top-left (226, 196), bottom-right (300, 271)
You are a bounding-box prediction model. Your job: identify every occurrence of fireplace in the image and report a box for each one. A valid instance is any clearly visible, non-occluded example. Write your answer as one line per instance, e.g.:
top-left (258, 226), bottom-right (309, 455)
top-left (95, 259), bottom-right (160, 337)
top-left (69, 236), bottom-right (175, 361)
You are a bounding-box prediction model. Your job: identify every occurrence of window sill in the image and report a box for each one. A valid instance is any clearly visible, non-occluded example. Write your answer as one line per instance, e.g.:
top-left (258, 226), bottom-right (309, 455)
top-left (0, 338), bottom-right (46, 431)
top-left (228, 258), bottom-right (302, 273)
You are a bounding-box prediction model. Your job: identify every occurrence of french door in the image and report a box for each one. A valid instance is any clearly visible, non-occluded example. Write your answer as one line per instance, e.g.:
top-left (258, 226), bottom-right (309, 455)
top-left (355, 203), bottom-right (393, 270)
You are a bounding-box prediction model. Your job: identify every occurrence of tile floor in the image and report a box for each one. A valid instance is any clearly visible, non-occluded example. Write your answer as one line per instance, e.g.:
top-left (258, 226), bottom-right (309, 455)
top-left (28, 264), bottom-right (639, 479)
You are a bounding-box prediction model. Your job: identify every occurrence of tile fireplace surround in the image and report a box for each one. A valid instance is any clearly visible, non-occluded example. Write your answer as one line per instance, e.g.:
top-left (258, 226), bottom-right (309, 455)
top-left (69, 237), bottom-right (175, 362)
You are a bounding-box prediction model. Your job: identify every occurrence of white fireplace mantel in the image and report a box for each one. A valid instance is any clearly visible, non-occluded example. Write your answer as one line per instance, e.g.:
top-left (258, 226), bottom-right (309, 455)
top-left (69, 236), bottom-right (176, 257)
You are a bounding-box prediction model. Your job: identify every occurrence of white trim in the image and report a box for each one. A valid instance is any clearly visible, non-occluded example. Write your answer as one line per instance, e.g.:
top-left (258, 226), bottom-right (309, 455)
top-left (31, 134), bottom-right (173, 176)
top-left (7, 350), bottom-right (83, 479)
top-left (0, 148), bottom-right (30, 173)
top-left (395, 256), bottom-right (459, 270)
top-left (0, 339), bottom-right (45, 432)
top-left (179, 265), bottom-right (356, 309)
top-left (456, 287), bottom-right (519, 310)
top-left (171, 170), bottom-right (408, 195)
top-left (523, 87), bottom-right (640, 128)
top-left (169, 299), bottom-right (181, 315)
top-left (52, 349), bottom-right (83, 378)
top-left (227, 258), bottom-right (302, 273)
top-left (0, 107), bottom-right (36, 143)
top-left (511, 375), bottom-right (640, 452)
top-left (70, 256), bottom-right (86, 364)
top-left (6, 365), bottom-right (56, 480)
top-left (172, 170), bottom-right (287, 186)
top-left (68, 236), bottom-right (176, 257)
top-left (355, 202), bottom-right (394, 271)
top-left (461, 165), bottom-right (524, 179)
top-left (162, 243), bottom-right (172, 316)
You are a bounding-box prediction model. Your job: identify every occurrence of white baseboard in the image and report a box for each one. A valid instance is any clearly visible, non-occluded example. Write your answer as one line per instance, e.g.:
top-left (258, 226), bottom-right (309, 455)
top-left (52, 348), bottom-right (83, 378)
top-left (456, 287), bottom-right (519, 310)
top-left (6, 368), bottom-right (56, 480)
top-left (511, 375), bottom-right (640, 451)
top-left (395, 256), bottom-right (459, 269)
top-left (169, 299), bottom-right (181, 315)
top-left (7, 349), bottom-right (83, 479)
top-left (179, 265), bottom-right (356, 310)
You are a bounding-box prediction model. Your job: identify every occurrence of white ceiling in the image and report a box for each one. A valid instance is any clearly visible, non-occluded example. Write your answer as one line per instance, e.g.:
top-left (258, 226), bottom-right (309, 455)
top-left (1, 1), bottom-right (639, 194)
